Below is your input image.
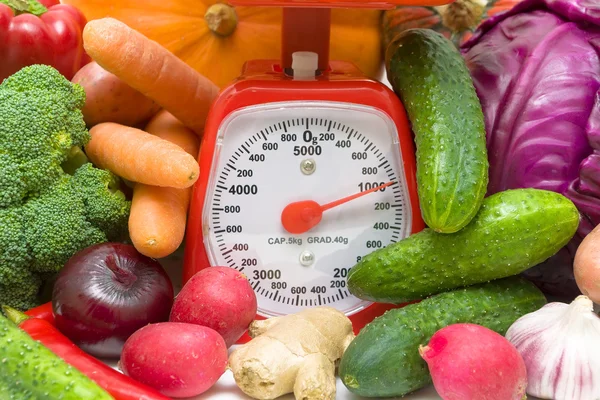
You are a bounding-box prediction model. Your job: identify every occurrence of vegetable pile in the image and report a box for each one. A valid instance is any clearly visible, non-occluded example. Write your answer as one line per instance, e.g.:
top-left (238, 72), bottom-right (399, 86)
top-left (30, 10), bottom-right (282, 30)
top-left (340, 277), bottom-right (544, 398)
top-left (461, 0), bottom-right (600, 298)
top-left (0, 308), bottom-right (114, 399)
top-left (0, 64), bottom-right (130, 310)
top-left (2, 305), bottom-right (170, 400)
top-left (1, 0), bottom-right (600, 399)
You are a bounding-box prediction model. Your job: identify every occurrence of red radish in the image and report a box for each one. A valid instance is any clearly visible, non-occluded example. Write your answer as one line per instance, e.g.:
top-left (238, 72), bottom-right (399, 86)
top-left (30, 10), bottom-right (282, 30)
top-left (120, 322), bottom-right (227, 398)
top-left (419, 323), bottom-right (527, 400)
top-left (169, 266), bottom-right (257, 347)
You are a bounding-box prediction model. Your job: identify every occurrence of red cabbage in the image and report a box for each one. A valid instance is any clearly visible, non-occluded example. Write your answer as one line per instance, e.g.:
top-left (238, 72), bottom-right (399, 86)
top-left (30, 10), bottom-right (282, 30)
top-left (461, 0), bottom-right (600, 298)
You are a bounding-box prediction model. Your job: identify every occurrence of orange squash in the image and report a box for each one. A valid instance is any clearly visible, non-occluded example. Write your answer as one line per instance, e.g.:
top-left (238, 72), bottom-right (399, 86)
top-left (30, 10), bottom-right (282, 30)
top-left (382, 0), bottom-right (520, 49)
top-left (62, 0), bottom-right (383, 88)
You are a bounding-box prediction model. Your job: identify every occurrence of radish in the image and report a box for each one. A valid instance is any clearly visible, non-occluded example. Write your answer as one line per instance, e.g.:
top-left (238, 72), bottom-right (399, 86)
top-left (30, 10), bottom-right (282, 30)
top-left (169, 266), bottom-right (257, 347)
top-left (419, 323), bottom-right (527, 400)
top-left (119, 322), bottom-right (227, 398)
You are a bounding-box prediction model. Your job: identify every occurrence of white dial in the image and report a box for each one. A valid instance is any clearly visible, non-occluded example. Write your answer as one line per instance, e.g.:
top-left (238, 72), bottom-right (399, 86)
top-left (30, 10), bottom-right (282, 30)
top-left (203, 101), bottom-right (412, 317)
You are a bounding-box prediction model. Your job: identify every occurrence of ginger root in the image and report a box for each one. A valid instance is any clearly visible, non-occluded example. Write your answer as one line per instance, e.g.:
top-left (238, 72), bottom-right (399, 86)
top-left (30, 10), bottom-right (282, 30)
top-left (227, 306), bottom-right (355, 400)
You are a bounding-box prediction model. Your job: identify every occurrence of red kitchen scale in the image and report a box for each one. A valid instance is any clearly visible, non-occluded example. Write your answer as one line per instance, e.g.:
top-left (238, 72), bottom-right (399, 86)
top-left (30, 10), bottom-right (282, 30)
top-left (183, 0), bottom-right (451, 340)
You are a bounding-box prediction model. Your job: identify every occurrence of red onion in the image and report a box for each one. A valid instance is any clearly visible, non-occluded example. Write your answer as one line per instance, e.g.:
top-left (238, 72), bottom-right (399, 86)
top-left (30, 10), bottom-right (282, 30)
top-left (52, 243), bottom-right (174, 358)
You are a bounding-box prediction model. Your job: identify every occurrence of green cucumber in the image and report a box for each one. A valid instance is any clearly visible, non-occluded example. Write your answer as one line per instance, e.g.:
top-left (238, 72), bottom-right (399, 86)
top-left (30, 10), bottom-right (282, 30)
top-left (348, 188), bottom-right (579, 303)
top-left (386, 28), bottom-right (488, 233)
top-left (339, 277), bottom-right (546, 397)
top-left (0, 313), bottom-right (113, 399)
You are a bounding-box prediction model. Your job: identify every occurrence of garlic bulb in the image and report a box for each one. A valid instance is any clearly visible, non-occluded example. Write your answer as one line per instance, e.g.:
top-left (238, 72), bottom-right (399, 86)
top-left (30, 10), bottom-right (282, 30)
top-left (505, 295), bottom-right (600, 400)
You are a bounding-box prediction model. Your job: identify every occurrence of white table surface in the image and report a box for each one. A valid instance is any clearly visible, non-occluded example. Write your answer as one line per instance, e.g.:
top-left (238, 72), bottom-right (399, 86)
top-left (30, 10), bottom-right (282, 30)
top-left (107, 355), bottom-right (443, 400)
top-left (188, 369), bottom-right (443, 400)
top-left (108, 356), bottom-right (543, 400)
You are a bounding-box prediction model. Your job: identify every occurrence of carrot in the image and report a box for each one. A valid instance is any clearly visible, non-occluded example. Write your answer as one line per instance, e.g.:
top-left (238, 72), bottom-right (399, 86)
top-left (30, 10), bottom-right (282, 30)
top-left (144, 110), bottom-right (200, 157)
top-left (129, 111), bottom-right (200, 258)
top-left (82, 18), bottom-right (219, 135)
top-left (86, 122), bottom-right (199, 188)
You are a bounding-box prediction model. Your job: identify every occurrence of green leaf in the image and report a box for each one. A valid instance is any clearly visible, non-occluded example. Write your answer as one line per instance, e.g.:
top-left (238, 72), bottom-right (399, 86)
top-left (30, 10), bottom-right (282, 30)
top-left (0, 0), bottom-right (48, 16)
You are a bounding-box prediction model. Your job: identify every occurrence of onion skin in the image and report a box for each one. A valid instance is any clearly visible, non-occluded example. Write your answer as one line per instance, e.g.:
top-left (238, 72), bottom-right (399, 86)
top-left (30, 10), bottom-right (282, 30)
top-left (574, 224), bottom-right (600, 303)
top-left (52, 243), bottom-right (174, 358)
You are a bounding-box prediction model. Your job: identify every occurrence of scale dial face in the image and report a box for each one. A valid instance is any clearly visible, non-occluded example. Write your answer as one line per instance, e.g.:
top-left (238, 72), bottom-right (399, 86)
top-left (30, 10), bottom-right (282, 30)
top-left (203, 101), bottom-right (412, 317)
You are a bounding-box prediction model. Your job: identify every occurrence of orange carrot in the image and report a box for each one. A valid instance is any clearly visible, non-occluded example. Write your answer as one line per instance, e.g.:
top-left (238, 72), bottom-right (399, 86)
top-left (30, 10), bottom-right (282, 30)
top-left (129, 111), bottom-right (200, 258)
top-left (86, 122), bottom-right (199, 188)
top-left (144, 110), bottom-right (200, 157)
top-left (82, 18), bottom-right (219, 135)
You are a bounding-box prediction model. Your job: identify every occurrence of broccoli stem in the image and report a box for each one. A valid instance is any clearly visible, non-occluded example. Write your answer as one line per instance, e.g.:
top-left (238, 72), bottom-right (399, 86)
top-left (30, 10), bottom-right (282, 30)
top-left (61, 147), bottom-right (89, 175)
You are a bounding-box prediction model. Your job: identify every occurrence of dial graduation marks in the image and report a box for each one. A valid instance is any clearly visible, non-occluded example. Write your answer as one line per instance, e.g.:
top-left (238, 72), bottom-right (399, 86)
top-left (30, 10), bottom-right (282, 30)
top-left (207, 114), bottom-right (409, 316)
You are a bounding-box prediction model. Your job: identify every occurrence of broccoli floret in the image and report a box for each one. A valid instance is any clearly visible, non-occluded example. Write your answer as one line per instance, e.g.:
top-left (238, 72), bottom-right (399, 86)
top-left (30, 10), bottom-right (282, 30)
top-left (0, 270), bottom-right (42, 311)
top-left (0, 208), bottom-right (32, 283)
top-left (0, 65), bottom-right (131, 310)
top-left (22, 175), bottom-right (108, 275)
top-left (73, 163), bottom-right (131, 242)
top-left (0, 208), bottom-right (40, 309)
top-left (0, 65), bottom-right (88, 207)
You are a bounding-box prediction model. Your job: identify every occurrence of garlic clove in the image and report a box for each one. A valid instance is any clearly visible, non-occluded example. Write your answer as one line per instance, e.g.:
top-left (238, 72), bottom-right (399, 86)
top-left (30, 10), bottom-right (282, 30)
top-left (506, 295), bottom-right (600, 400)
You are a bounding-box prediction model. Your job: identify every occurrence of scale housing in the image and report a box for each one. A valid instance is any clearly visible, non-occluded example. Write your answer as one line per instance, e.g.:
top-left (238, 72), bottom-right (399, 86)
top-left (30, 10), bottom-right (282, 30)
top-left (183, 0), bottom-right (452, 339)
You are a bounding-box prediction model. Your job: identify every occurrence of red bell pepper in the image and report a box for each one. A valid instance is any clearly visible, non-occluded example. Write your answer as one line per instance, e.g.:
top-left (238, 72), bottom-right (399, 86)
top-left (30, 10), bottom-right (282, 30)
top-left (4, 306), bottom-right (170, 400)
top-left (0, 0), bottom-right (91, 82)
top-left (24, 301), bottom-right (55, 324)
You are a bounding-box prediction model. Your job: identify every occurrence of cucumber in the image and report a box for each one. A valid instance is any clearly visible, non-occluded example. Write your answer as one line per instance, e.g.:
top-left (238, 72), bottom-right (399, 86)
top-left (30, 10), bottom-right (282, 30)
top-left (348, 188), bottom-right (579, 303)
top-left (386, 28), bottom-right (488, 233)
top-left (0, 313), bottom-right (113, 399)
top-left (339, 277), bottom-right (546, 397)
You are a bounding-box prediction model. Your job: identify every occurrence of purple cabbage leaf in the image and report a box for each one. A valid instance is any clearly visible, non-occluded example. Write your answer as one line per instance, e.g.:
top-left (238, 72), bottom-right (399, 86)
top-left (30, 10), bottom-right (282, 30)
top-left (461, 0), bottom-right (600, 298)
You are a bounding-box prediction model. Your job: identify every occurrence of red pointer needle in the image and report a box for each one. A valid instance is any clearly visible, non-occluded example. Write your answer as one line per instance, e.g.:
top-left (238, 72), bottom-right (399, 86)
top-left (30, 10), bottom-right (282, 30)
top-left (281, 181), bottom-right (396, 234)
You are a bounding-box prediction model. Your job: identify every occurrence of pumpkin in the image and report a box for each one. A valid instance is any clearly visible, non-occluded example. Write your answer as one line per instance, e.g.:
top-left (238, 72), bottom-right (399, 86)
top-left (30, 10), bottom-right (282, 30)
top-left (62, 0), bottom-right (383, 88)
top-left (382, 0), bottom-right (520, 49)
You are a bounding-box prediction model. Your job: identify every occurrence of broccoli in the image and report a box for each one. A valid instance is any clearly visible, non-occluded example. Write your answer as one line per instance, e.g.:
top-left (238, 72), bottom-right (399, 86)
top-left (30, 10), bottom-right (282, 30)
top-left (0, 64), bottom-right (88, 208)
top-left (72, 163), bottom-right (131, 242)
top-left (0, 270), bottom-right (42, 311)
top-left (0, 65), bottom-right (131, 310)
top-left (22, 175), bottom-right (112, 275)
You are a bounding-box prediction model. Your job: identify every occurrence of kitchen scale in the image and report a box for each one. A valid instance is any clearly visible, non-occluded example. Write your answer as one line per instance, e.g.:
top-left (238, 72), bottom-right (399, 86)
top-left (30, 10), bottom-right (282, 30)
top-left (183, 0), bottom-right (451, 338)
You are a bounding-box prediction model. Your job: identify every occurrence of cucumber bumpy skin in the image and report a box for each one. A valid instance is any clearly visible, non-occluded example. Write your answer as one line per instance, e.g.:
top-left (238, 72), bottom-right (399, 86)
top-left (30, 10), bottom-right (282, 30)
top-left (339, 277), bottom-right (547, 398)
top-left (0, 313), bottom-right (113, 399)
top-left (386, 28), bottom-right (489, 233)
top-left (348, 188), bottom-right (579, 304)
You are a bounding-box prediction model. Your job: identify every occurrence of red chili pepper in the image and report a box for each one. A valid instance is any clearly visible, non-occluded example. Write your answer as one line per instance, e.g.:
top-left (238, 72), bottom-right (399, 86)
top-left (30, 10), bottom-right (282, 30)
top-left (24, 301), bottom-right (55, 324)
top-left (0, 0), bottom-right (91, 82)
top-left (3, 306), bottom-right (170, 400)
